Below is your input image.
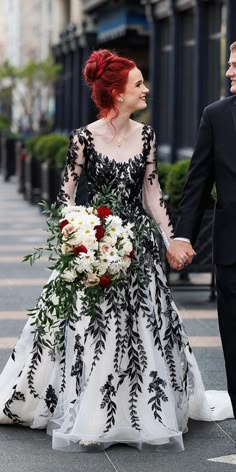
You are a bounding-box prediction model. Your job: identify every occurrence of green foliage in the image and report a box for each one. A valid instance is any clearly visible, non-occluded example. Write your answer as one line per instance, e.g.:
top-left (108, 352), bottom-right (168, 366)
top-left (157, 162), bottom-right (171, 195)
top-left (22, 191), bottom-right (152, 351)
top-left (0, 56), bottom-right (61, 129)
top-left (43, 135), bottom-right (68, 165)
top-left (0, 114), bottom-right (11, 132)
top-left (164, 159), bottom-right (216, 208)
top-left (55, 144), bottom-right (69, 168)
top-left (25, 135), bottom-right (43, 154)
top-left (33, 133), bottom-right (68, 164)
top-left (165, 160), bottom-right (190, 208)
top-left (34, 135), bottom-right (52, 161)
top-left (211, 184), bottom-right (217, 202)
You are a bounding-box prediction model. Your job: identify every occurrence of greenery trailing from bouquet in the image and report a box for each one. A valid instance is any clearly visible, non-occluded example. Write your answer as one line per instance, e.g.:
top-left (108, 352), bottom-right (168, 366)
top-left (23, 187), bottom-right (152, 351)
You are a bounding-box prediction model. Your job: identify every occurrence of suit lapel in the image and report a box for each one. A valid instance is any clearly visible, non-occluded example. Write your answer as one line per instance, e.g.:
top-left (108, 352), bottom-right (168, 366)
top-left (232, 98), bottom-right (236, 133)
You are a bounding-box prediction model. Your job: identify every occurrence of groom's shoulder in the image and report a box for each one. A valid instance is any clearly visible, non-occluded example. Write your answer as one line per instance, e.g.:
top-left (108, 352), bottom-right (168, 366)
top-left (205, 95), bottom-right (235, 114)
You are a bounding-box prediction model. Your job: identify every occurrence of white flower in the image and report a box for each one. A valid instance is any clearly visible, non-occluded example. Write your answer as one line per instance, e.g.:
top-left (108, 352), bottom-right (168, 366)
top-left (121, 256), bottom-right (132, 269)
top-left (81, 235), bottom-right (98, 251)
top-left (60, 268), bottom-right (77, 283)
top-left (124, 222), bottom-right (134, 238)
top-left (61, 205), bottom-right (79, 217)
top-left (86, 206), bottom-right (94, 214)
top-left (99, 242), bottom-right (112, 254)
top-left (101, 234), bottom-right (118, 246)
top-left (63, 230), bottom-right (83, 246)
top-left (95, 261), bottom-right (109, 276)
top-left (84, 273), bottom-right (100, 287)
top-left (106, 215), bottom-right (123, 238)
top-left (74, 250), bottom-right (96, 273)
top-left (108, 261), bottom-right (122, 275)
top-left (61, 243), bottom-right (73, 255)
top-left (106, 247), bottom-right (120, 263)
top-left (119, 240), bottom-right (133, 256)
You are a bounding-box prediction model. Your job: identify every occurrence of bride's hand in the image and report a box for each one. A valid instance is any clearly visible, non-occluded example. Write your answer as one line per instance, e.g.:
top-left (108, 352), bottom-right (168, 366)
top-left (166, 241), bottom-right (196, 270)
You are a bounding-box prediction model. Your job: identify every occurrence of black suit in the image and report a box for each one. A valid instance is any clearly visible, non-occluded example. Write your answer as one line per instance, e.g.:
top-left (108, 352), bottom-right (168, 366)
top-left (175, 95), bottom-right (236, 415)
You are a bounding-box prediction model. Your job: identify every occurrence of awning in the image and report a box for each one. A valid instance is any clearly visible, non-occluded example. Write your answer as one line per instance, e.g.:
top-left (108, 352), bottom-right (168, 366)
top-left (97, 7), bottom-right (149, 42)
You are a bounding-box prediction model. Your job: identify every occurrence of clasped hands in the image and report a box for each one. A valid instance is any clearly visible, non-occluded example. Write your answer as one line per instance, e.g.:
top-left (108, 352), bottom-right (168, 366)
top-left (166, 240), bottom-right (196, 270)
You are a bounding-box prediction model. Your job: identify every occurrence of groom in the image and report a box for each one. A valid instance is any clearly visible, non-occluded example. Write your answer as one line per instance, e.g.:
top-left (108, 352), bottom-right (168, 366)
top-left (167, 41), bottom-right (236, 417)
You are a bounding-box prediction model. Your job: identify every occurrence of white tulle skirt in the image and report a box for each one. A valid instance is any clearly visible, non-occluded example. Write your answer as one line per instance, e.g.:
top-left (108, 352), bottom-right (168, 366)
top-left (0, 265), bottom-right (233, 453)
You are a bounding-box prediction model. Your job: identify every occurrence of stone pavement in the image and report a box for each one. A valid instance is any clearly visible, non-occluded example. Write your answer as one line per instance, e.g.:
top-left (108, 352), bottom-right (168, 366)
top-left (0, 175), bottom-right (235, 472)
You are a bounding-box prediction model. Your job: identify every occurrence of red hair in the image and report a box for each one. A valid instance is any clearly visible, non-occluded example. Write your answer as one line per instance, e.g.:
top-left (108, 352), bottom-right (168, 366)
top-left (83, 49), bottom-right (136, 118)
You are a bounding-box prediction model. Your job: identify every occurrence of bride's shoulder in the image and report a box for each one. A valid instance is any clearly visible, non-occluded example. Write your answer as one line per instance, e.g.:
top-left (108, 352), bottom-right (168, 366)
top-left (131, 120), bottom-right (155, 137)
top-left (85, 119), bottom-right (104, 133)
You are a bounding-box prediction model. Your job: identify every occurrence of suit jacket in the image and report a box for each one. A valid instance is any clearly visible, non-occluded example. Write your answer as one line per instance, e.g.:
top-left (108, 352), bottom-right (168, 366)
top-left (175, 94), bottom-right (236, 265)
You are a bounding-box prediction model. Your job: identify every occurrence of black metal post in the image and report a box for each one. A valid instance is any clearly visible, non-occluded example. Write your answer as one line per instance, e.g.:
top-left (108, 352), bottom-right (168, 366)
top-left (72, 45), bottom-right (83, 128)
top-left (195, 0), bottom-right (208, 133)
top-left (170, 4), bottom-right (181, 163)
top-left (147, 5), bottom-right (160, 133)
top-left (80, 32), bottom-right (98, 126)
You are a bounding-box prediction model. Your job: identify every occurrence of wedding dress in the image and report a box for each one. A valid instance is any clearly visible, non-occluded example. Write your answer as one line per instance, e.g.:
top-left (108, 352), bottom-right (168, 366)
top-left (0, 123), bottom-right (233, 452)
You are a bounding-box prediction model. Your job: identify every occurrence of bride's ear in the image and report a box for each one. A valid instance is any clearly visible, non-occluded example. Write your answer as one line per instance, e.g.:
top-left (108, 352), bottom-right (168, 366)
top-left (112, 90), bottom-right (124, 103)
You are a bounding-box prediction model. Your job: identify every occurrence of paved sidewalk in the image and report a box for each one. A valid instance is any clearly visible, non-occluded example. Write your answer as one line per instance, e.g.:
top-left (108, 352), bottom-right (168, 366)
top-left (0, 175), bottom-right (235, 472)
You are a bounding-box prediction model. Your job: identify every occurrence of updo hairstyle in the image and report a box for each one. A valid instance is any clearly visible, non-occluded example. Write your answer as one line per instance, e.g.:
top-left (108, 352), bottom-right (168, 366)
top-left (83, 49), bottom-right (136, 117)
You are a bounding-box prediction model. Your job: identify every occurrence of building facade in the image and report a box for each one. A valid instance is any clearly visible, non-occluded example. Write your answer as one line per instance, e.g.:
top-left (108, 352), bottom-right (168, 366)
top-left (52, 0), bottom-right (236, 162)
top-left (146, 0), bottom-right (236, 163)
top-left (53, 0), bottom-right (149, 131)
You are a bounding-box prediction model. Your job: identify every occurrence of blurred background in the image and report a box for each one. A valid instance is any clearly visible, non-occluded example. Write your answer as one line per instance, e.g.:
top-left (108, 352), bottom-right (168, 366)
top-left (0, 0), bottom-right (234, 294)
top-left (0, 0), bottom-right (235, 164)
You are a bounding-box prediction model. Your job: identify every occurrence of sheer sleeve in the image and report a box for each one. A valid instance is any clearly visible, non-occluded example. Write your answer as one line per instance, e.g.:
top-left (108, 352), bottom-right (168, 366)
top-left (142, 128), bottom-right (173, 248)
top-left (57, 129), bottom-right (86, 206)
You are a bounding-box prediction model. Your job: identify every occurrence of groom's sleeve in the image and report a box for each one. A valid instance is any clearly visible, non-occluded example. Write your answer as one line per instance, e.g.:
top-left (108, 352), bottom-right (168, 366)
top-left (174, 107), bottom-right (215, 245)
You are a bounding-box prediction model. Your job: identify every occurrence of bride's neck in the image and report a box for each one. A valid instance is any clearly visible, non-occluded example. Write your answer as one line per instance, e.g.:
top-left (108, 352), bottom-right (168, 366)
top-left (104, 112), bottom-right (131, 135)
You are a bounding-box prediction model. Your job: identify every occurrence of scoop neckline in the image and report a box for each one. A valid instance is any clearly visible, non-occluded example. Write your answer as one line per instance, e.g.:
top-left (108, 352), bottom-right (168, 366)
top-left (82, 124), bottom-right (148, 165)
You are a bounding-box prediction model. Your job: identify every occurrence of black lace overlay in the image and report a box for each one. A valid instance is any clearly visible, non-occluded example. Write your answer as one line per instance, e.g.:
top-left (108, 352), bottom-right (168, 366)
top-left (0, 123), bottom-right (202, 451)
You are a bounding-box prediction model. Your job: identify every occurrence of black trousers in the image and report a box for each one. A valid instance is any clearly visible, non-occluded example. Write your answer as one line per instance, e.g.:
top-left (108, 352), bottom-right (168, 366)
top-left (216, 263), bottom-right (236, 417)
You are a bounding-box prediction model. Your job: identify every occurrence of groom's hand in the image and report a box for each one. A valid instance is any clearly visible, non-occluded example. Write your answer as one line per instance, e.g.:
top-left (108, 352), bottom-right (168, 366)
top-left (166, 240), bottom-right (196, 270)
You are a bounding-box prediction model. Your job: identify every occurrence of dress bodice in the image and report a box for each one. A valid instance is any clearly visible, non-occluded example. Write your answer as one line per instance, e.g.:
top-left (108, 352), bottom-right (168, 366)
top-left (57, 123), bottom-right (174, 247)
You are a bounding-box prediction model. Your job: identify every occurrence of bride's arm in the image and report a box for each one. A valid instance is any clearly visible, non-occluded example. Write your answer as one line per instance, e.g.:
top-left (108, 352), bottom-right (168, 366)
top-left (142, 128), bottom-right (174, 248)
top-left (57, 129), bottom-right (86, 206)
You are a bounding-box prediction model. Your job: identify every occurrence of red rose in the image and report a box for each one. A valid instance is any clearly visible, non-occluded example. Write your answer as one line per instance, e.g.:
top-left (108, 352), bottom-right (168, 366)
top-left (59, 219), bottom-right (69, 230)
top-left (94, 225), bottom-right (105, 240)
top-left (99, 275), bottom-right (112, 288)
top-left (96, 206), bottom-right (113, 219)
top-left (129, 249), bottom-right (135, 259)
top-left (73, 245), bottom-right (88, 256)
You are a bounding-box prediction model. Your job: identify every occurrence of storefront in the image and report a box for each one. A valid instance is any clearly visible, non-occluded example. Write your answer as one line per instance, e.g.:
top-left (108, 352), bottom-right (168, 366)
top-left (53, 0), bottom-right (149, 132)
top-left (146, 0), bottom-right (236, 162)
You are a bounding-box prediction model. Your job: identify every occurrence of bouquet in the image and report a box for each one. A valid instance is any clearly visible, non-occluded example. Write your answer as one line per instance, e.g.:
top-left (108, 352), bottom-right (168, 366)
top-left (23, 192), bottom-right (141, 349)
top-left (58, 204), bottom-right (135, 289)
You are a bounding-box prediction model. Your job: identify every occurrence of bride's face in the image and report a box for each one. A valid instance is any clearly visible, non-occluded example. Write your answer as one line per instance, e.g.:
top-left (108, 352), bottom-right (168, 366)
top-left (120, 67), bottom-right (149, 113)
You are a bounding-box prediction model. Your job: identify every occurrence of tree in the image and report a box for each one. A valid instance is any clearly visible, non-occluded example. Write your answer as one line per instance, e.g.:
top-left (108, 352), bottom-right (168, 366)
top-left (0, 56), bottom-right (61, 131)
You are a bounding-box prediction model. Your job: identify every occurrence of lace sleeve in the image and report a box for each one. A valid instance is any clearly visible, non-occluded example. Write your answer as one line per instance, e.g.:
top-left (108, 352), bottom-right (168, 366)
top-left (57, 129), bottom-right (86, 206)
top-left (142, 128), bottom-right (173, 248)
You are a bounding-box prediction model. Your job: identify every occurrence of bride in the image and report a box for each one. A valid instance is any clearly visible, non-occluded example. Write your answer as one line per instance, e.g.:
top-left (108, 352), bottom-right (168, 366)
top-left (0, 49), bottom-right (233, 452)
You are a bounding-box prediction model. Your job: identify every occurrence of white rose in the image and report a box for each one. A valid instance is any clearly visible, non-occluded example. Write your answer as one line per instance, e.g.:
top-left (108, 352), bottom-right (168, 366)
top-left (66, 232), bottom-right (83, 246)
top-left (97, 262), bottom-right (109, 276)
top-left (101, 235), bottom-right (117, 246)
top-left (84, 273), bottom-right (100, 287)
top-left (99, 242), bottom-right (112, 254)
top-left (119, 240), bottom-right (133, 256)
top-left (60, 268), bottom-right (77, 283)
top-left (121, 256), bottom-right (131, 269)
top-left (61, 243), bottom-right (73, 255)
top-left (82, 235), bottom-right (98, 251)
top-left (123, 241), bottom-right (133, 255)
